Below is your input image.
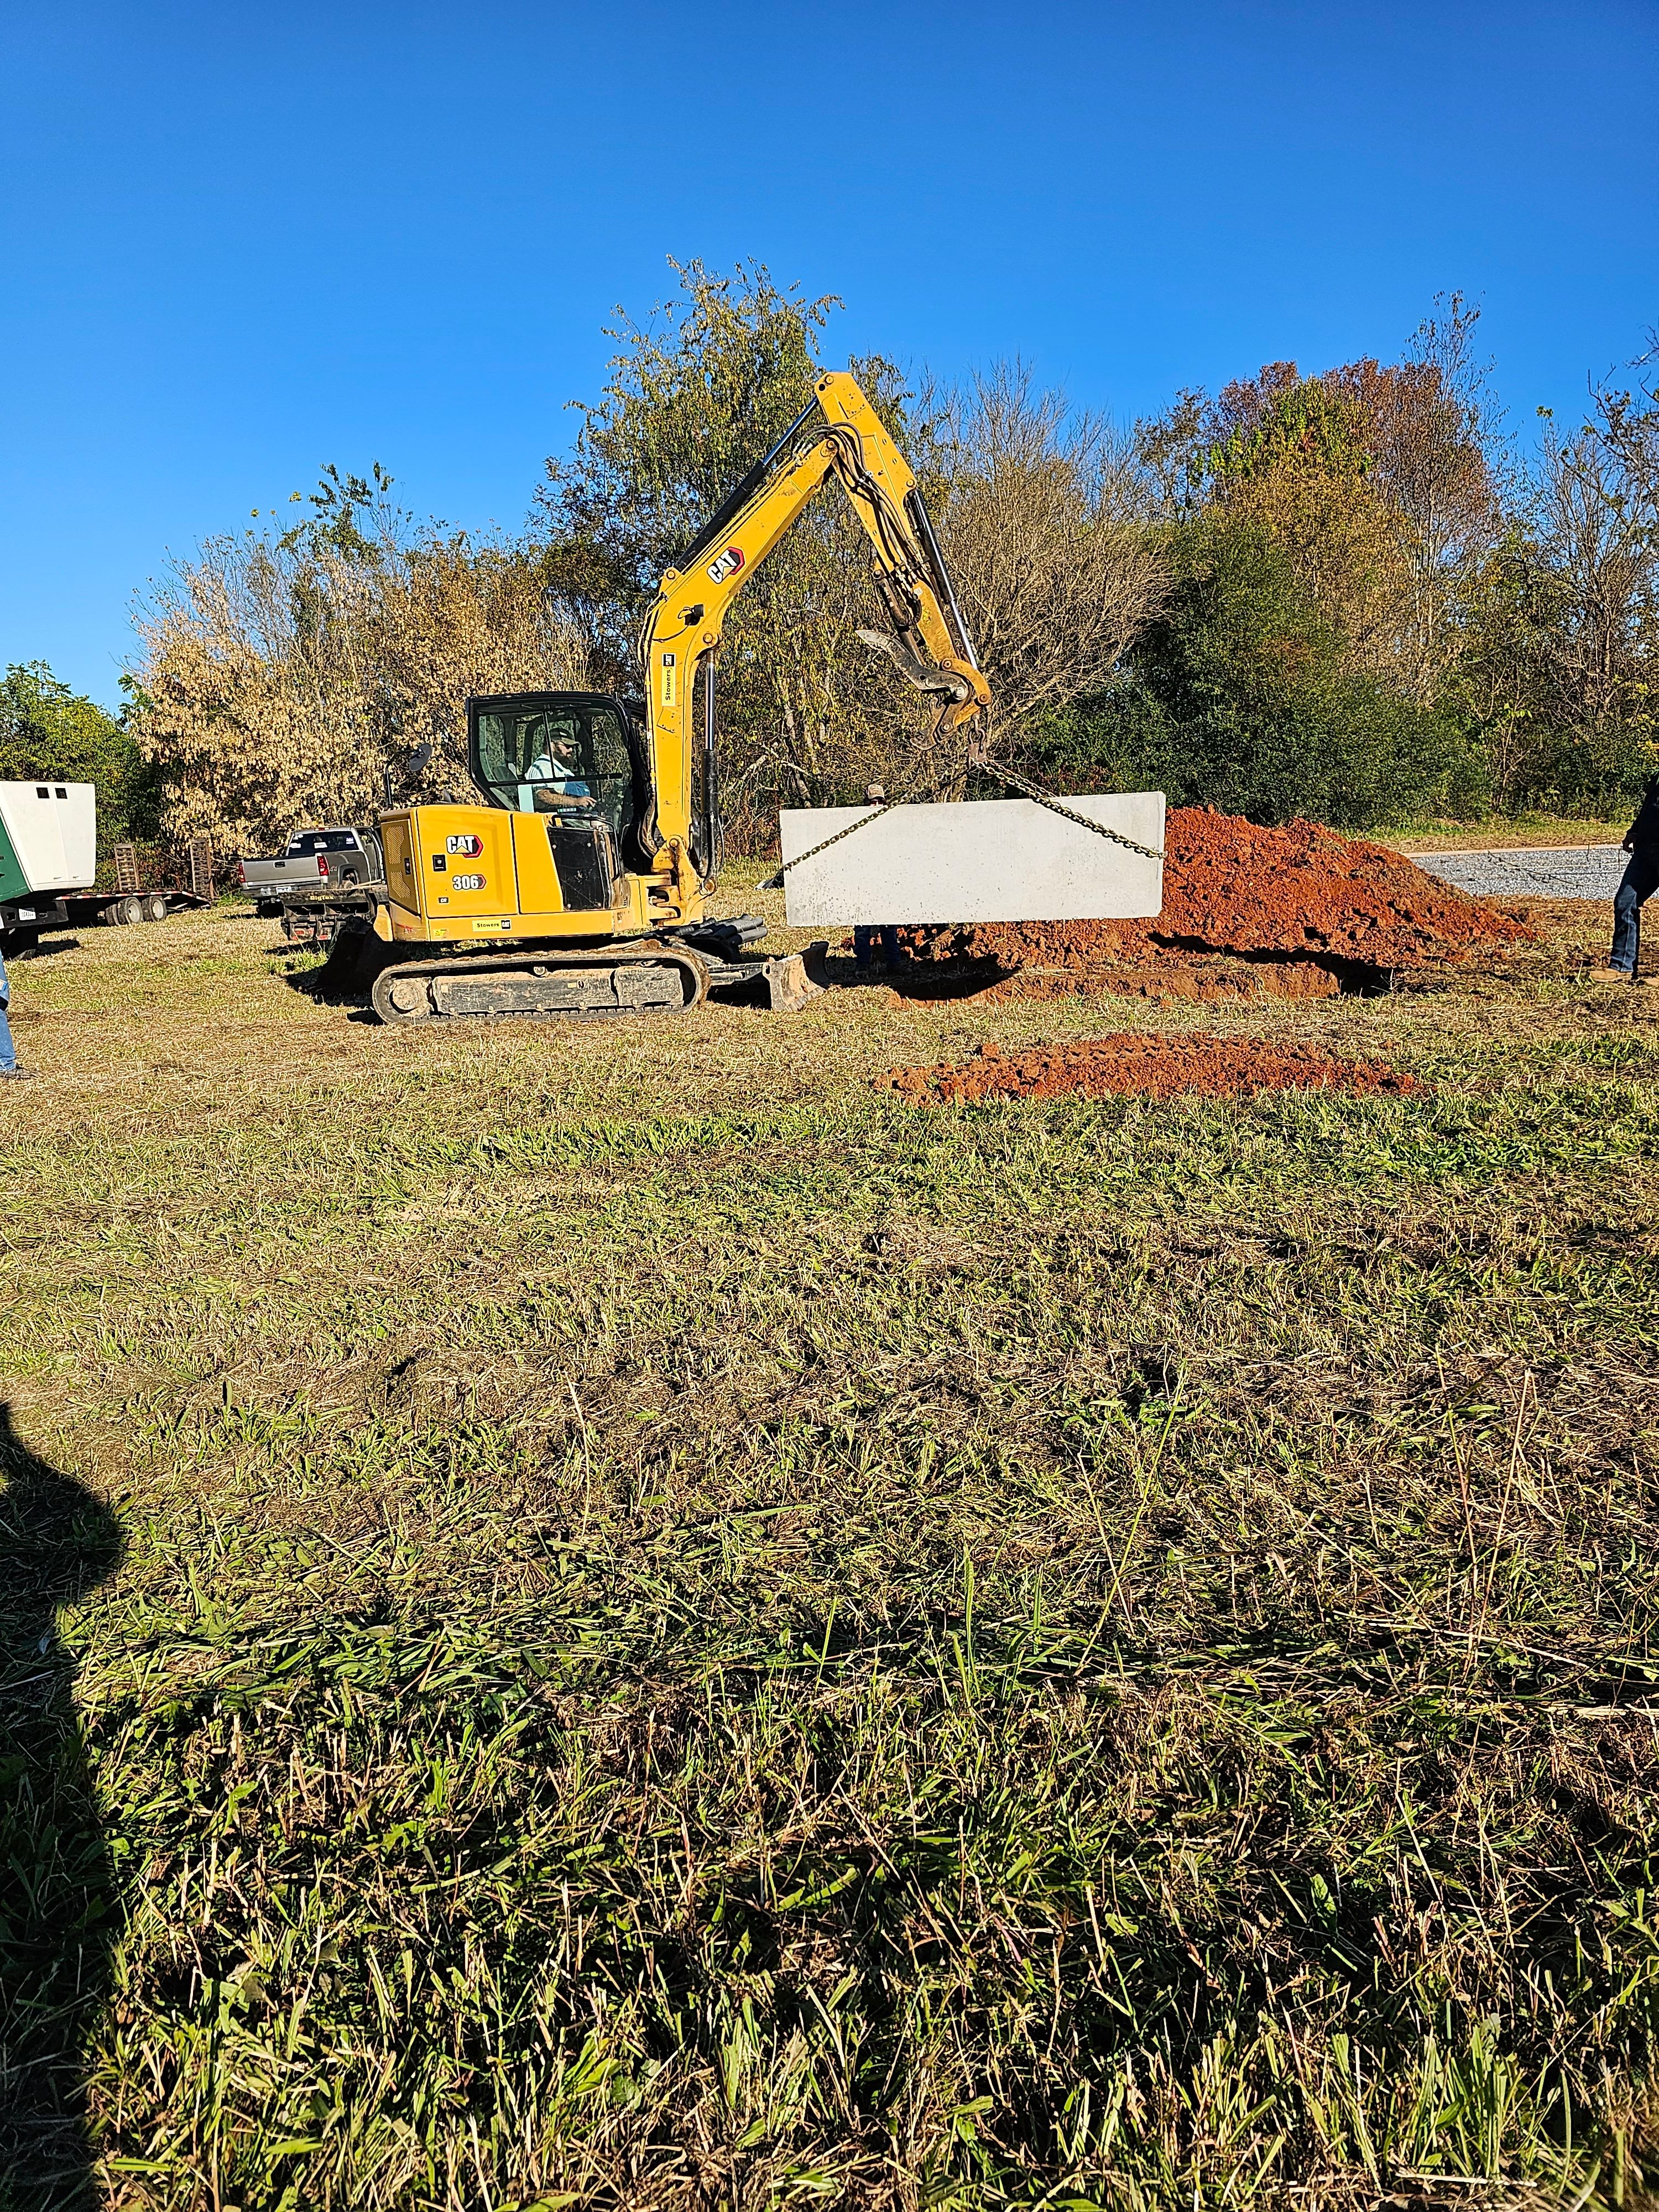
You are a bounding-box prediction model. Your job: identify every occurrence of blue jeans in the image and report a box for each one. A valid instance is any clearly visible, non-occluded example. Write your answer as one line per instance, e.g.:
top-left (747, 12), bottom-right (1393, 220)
top-left (0, 951), bottom-right (14, 1072)
top-left (854, 925), bottom-right (904, 969)
top-left (1612, 848), bottom-right (1659, 973)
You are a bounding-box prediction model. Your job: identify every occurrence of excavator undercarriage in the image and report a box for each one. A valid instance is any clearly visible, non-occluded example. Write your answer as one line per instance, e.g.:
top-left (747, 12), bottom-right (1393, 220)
top-left (317, 913), bottom-right (819, 1024)
top-left (371, 942), bottom-right (709, 1025)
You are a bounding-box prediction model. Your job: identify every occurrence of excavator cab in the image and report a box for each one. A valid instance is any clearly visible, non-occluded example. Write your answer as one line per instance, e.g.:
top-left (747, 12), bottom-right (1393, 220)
top-left (467, 690), bottom-right (654, 860)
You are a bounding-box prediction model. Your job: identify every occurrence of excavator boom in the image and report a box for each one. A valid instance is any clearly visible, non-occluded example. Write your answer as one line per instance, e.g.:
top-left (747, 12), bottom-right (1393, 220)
top-left (641, 371), bottom-right (989, 867)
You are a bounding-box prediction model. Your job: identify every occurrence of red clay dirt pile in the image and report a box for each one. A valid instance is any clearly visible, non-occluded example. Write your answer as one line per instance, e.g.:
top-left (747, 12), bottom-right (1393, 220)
top-left (884, 1034), bottom-right (1416, 1106)
top-left (898, 809), bottom-right (1533, 1001)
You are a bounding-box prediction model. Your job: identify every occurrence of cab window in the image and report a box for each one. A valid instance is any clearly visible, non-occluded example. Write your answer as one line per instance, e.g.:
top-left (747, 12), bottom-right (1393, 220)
top-left (473, 700), bottom-right (633, 843)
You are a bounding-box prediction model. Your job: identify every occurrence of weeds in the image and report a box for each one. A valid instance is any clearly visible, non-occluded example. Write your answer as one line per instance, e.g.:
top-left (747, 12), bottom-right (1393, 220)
top-left (0, 892), bottom-right (1655, 2208)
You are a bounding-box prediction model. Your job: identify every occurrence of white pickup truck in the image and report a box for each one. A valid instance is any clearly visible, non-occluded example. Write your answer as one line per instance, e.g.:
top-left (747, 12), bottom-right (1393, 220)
top-left (237, 826), bottom-right (383, 915)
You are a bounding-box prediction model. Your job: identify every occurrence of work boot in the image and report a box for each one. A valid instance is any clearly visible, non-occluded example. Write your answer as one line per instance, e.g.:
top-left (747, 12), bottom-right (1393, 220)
top-left (0, 1066), bottom-right (38, 1080)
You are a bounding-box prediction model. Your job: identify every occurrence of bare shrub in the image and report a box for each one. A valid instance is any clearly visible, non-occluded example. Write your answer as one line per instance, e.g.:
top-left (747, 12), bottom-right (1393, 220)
top-left (934, 364), bottom-right (1167, 744)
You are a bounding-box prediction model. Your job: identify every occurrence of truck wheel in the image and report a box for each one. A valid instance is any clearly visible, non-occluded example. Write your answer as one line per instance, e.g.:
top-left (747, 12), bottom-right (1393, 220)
top-left (144, 893), bottom-right (170, 922)
top-left (103, 895), bottom-right (145, 926)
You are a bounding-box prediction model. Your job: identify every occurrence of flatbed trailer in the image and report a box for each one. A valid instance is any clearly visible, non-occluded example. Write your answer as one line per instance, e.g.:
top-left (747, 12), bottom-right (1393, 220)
top-left (0, 822), bottom-right (218, 950)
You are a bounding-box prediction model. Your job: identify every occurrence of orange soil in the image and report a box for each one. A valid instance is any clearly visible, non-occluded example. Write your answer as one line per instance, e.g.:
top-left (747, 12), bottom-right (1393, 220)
top-left (883, 1034), bottom-right (1416, 1106)
top-left (901, 809), bottom-right (1534, 978)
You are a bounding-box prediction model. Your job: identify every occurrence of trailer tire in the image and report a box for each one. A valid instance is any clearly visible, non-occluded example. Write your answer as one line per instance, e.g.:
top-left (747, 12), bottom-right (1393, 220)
top-left (144, 893), bottom-right (170, 922)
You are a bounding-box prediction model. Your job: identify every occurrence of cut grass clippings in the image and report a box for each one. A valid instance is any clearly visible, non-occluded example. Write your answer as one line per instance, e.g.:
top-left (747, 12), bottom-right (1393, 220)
top-left (0, 888), bottom-right (1656, 2210)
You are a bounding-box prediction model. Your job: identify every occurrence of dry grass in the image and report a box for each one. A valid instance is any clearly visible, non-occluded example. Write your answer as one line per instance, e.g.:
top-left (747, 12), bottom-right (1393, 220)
top-left (2, 882), bottom-right (1657, 2211)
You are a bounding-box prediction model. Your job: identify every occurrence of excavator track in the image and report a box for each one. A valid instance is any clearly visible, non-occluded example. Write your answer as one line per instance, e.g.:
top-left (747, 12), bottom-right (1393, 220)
top-left (371, 941), bottom-right (710, 1026)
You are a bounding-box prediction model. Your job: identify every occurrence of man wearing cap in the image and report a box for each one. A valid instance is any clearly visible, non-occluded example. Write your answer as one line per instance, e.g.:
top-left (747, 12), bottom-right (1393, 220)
top-left (852, 784), bottom-right (905, 975)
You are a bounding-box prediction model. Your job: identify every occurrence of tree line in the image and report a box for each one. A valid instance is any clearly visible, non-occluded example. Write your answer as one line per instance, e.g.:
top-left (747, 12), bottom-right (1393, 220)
top-left (531, 266), bottom-right (1657, 836)
top-left (19, 261), bottom-right (1652, 854)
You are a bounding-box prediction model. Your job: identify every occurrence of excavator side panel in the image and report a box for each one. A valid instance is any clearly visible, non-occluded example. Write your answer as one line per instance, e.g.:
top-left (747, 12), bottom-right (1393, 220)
top-left (509, 811), bottom-right (564, 914)
top-left (410, 806), bottom-right (518, 925)
top-left (382, 813), bottom-right (421, 919)
top-left (379, 802), bottom-right (632, 946)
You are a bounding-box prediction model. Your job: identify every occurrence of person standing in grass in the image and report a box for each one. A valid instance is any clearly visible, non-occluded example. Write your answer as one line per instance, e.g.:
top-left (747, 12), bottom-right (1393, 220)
top-left (1611, 772), bottom-right (1659, 981)
top-left (0, 949), bottom-right (33, 1079)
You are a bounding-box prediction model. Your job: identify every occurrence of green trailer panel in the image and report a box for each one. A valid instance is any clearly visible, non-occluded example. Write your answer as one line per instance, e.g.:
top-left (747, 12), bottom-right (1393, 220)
top-left (0, 816), bottom-right (29, 904)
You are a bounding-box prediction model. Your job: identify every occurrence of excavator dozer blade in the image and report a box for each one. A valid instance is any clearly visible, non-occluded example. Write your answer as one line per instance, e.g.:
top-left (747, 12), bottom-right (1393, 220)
top-left (702, 950), bottom-right (822, 1013)
top-left (754, 952), bottom-right (820, 1012)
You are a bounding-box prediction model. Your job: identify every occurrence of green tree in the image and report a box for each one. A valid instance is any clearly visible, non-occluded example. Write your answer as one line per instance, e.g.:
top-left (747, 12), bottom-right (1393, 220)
top-left (0, 662), bottom-right (163, 853)
top-left (1032, 514), bottom-right (1478, 827)
top-left (533, 260), bottom-right (938, 836)
top-left (537, 258), bottom-right (842, 628)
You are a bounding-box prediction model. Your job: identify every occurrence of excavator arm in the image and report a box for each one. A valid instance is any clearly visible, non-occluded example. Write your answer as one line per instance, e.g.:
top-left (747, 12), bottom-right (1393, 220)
top-left (637, 370), bottom-right (991, 872)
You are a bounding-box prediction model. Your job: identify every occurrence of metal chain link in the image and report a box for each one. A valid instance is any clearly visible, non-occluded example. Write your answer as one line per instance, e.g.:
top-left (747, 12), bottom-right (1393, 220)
top-left (758, 798), bottom-right (904, 891)
top-left (982, 760), bottom-right (1166, 862)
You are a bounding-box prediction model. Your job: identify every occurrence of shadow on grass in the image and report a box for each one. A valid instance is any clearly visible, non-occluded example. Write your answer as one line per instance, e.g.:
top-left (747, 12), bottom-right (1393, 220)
top-left (0, 1407), bottom-right (123, 2212)
top-left (811, 950), bottom-right (1011, 1002)
top-left (3, 938), bottom-right (84, 961)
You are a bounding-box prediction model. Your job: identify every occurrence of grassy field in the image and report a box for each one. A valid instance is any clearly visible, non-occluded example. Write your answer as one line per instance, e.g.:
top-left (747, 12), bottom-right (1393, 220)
top-left (2, 878), bottom-right (1657, 2211)
top-left (1378, 815), bottom-right (1631, 853)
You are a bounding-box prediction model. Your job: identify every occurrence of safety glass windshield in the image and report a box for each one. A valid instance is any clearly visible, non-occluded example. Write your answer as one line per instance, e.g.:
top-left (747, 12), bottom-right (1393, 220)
top-left (472, 700), bottom-right (632, 841)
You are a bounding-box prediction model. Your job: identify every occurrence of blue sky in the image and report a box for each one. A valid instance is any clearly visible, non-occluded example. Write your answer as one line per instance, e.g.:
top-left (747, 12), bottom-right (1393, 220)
top-left (3, 0), bottom-right (1655, 708)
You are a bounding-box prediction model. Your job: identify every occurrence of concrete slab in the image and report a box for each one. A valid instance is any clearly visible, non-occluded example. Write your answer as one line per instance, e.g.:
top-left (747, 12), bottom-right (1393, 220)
top-left (779, 794), bottom-right (1166, 927)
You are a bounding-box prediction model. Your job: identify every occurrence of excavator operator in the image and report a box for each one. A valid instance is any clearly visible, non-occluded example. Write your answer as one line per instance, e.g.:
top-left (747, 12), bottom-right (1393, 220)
top-left (524, 737), bottom-right (592, 807)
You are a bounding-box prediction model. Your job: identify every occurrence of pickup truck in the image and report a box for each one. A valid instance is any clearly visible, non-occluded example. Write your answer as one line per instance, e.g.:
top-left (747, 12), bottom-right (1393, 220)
top-left (237, 826), bottom-right (383, 915)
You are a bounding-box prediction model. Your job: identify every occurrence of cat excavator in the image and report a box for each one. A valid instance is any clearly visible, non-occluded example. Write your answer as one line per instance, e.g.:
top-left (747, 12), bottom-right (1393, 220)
top-left (360, 370), bottom-right (989, 1026)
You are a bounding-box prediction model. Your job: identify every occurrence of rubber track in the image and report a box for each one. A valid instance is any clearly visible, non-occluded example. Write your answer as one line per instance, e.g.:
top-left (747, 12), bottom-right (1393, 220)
top-left (369, 942), bottom-right (710, 1025)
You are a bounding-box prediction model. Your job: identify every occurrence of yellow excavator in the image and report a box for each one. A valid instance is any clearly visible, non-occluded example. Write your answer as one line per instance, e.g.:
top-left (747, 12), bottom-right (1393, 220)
top-left (360, 371), bottom-right (989, 1025)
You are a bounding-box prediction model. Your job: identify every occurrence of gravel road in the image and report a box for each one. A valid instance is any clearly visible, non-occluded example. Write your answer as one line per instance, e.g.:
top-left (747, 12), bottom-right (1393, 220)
top-left (1412, 846), bottom-right (1627, 899)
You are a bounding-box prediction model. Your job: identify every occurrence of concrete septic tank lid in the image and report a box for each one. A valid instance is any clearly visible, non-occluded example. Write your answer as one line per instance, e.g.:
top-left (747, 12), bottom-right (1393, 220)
top-left (778, 792), bottom-right (1166, 927)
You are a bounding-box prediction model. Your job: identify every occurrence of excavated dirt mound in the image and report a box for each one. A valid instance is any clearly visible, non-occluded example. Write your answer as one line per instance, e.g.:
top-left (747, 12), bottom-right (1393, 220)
top-left (884, 1035), bottom-right (1417, 1105)
top-left (898, 810), bottom-right (1533, 998)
